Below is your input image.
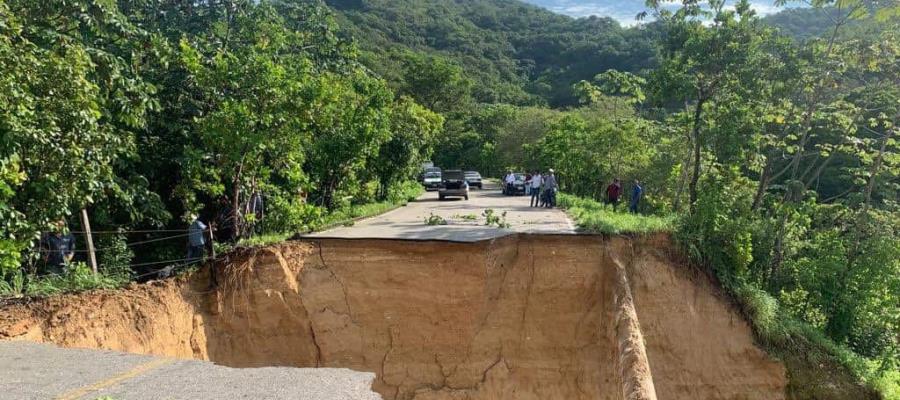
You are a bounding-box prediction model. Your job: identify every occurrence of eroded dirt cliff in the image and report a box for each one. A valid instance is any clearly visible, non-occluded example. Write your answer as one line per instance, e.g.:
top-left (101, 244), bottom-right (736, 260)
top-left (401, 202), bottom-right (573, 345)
top-left (0, 235), bottom-right (786, 399)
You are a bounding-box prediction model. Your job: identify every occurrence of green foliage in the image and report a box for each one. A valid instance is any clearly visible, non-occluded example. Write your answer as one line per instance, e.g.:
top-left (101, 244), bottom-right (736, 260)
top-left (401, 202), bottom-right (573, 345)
top-left (244, 181), bottom-right (423, 247)
top-left (455, 214), bottom-right (478, 221)
top-left (0, 0), bottom-right (439, 278)
top-left (373, 97), bottom-right (444, 199)
top-left (0, 156), bottom-right (27, 276)
top-left (0, 0), bottom-right (154, 231)
top-left (481, 209), bottom-right (510, 229)
top-left (424, 213), bottom-right (448, 226)
top-left (96, 234), bottom-right (135, 282)
top-left (530, 109), bottom-right (659, 200)
top-left (558, 193), bottom-right (674, 234)
top-left (328, 0), bottom-right (658, 106)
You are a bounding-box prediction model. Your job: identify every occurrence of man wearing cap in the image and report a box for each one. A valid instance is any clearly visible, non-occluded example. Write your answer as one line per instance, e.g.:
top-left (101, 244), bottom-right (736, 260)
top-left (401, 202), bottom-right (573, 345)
top-left (544, 169), bottom-right (558, 208)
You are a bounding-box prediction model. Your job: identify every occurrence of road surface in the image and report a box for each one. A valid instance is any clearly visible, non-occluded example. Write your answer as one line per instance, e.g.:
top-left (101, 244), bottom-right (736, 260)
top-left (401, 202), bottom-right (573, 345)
top-left (0, 341), bottom-right (381, 400)
top-left (307, 181), bottom-right (575, 241)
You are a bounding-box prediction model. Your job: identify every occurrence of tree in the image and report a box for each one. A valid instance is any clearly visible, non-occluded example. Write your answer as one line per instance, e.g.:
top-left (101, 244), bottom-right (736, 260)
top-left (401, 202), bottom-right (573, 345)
top-left (303, 71), bottom-right (394, 209)
top-left (373, 97), bottom-right (443, 199)
top-left (648, 0), bottom-right (772, 212)
top-left (0, 0), bottom-right (154, 232)
top-left (399, 52), bottom-right (474, 114)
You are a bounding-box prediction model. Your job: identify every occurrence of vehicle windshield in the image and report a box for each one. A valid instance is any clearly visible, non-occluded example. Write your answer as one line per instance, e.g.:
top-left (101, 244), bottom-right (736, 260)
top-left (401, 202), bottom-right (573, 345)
top-left (464, 172), bottom-right (480, 178)
top-left (424, 172), bottom-right (441, 179)
top-left (443, 171), bottom-right (464, 180)
top-left (514, 174), bottom-right (525, 181)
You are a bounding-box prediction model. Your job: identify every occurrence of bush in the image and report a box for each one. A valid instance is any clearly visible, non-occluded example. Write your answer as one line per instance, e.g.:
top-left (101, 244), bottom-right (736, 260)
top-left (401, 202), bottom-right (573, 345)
top-left (261, 195), bottom-right (324, 234)
top-left (96, 233), bottom-right (134, 282)
top-left (387, 180), bottom-right (425, 203)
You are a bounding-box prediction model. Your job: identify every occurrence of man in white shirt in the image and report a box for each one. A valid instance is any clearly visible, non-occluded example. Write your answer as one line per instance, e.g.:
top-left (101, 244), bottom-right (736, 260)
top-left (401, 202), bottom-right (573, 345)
top-left (504, 171), bottom-right (515, 195)
top-left (530, 171), bottom-right (543, 207)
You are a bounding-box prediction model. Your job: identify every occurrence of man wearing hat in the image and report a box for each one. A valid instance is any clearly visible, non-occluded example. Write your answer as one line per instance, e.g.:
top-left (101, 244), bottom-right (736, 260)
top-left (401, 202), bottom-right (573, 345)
top-left (544, 169), bottom-right (558, 208)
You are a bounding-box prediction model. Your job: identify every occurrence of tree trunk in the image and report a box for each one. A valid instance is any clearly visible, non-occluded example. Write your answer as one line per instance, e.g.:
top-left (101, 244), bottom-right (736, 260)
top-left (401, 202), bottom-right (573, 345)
top-left (688, 97), bottom-right (705, 214)
top-left (232, 162), bottom-right (243, 241)
top-left (751, 156), bottom-right (772, 211)
top-left (672, 140), bottom-right (692, 212)
top-left (861, 127), bottom-right (893, 213)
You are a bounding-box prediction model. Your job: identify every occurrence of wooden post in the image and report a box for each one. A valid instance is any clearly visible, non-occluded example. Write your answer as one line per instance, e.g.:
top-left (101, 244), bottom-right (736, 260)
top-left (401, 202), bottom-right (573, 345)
top-left (79, 209), bottom-right (98, 275)
top-left (208, 224), bottom-right (216, 260)
top-left (207, 223), bottom-right (217, 289)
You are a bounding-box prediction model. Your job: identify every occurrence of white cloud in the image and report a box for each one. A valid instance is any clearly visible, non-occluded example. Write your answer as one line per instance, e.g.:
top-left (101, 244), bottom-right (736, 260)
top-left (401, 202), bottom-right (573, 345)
top-left (522, 0), bottom-right (792, 25)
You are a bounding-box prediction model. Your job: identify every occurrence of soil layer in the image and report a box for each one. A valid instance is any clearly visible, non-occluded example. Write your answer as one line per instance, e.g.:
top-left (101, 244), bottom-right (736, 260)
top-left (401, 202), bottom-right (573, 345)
top-left (0, 235), bottom-right (786, 399)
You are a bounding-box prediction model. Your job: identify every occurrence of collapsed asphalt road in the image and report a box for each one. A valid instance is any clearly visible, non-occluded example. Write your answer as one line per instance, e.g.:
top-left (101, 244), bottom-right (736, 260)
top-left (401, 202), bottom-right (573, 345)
top-left (0, 341), bottom-right (381, 400)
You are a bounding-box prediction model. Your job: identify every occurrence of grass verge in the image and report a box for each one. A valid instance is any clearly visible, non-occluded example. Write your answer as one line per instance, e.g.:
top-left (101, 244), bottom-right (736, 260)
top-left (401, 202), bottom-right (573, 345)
top-left (0, 264), bottom-right (125, 297)
top-left (557, 193), bottom-right (674, 234)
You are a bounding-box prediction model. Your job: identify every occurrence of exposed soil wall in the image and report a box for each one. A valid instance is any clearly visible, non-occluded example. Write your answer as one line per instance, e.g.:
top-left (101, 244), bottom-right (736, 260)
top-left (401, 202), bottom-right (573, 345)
top-left (0, 234), bottom-right (787, 399)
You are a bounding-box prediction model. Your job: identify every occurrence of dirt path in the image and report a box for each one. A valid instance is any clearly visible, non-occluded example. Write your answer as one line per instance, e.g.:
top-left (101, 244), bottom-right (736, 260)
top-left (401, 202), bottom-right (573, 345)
top-left (306, 181), bottom-right (576, 241)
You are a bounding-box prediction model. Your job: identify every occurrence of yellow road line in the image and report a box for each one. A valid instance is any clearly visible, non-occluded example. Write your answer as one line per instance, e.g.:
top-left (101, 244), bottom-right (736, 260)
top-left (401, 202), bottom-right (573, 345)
top-left (55, 357), bottom-right (176, 400)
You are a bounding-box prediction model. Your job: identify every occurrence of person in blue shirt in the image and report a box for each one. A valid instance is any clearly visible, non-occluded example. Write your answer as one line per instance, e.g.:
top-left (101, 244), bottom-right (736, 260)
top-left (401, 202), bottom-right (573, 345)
top-left (40, 220), bottom-right (75, 275)
top-left (630, 179), bottom-right (643, 214)
top-left (187, 214), bottom-right (208, 262)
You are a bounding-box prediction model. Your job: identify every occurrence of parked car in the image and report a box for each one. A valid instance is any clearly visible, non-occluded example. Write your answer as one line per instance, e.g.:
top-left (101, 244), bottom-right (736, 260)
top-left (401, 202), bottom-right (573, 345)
top-left (464, 171), bottom-right (483, 189)
top-left (502, 173), bottom-right (527, 195)
top-left (422, 170), bottom-right (442, 191)
top-left (439, 170), bottom-right (469, 200)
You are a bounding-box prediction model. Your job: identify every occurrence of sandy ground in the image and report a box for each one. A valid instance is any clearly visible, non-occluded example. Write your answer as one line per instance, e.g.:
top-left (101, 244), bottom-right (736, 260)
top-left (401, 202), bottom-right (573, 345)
top-left (306, 181), bottom-right (575, 241)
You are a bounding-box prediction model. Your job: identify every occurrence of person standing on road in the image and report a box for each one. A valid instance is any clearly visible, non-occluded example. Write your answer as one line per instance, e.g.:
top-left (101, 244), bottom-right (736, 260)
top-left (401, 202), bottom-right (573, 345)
top-left (544, 169), bottom-right (558, 208)
top-left (530, 170), bottom-right (543, 207)
top-left (504, 171), bottom-right (515, 195)
top-left (525, 172), bottom-right (533, 196)
top-left (630, 179), bottom-right (643, 214)
top-left (606, 178), bottom-right (622, 211)
top-left (39, 220), bottom-right (75, 276)
top-left (187, 214), bottom-right (208, 263)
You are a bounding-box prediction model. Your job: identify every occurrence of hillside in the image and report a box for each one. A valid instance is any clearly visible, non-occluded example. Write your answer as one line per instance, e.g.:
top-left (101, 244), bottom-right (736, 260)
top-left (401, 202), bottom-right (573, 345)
top-left (324, 0), bottom-right (660, 106)
top-left (323, 0), bottom-right (884, 107)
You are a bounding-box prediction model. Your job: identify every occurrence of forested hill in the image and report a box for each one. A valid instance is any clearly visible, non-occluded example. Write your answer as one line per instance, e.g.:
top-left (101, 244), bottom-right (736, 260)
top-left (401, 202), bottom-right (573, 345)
top-left (324, 0), bottom-right (659, 106)
top-left (322, 0), bottom-right (874, 107)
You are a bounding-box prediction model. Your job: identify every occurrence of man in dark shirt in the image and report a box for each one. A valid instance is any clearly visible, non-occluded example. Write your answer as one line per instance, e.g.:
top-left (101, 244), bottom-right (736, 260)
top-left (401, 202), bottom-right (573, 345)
top-left (41, 221), bottom-right (75, 275)
top-left (606, 178), bottom-right (622, 211)
top-left (630, 180), bottom-right (644, 214)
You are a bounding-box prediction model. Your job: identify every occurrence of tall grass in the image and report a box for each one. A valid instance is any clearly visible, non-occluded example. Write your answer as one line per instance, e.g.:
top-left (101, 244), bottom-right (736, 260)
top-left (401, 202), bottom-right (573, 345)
top-left (557, 193), bottom-right (674, 234)
top-left (0, 263), bottom-right (125, 297)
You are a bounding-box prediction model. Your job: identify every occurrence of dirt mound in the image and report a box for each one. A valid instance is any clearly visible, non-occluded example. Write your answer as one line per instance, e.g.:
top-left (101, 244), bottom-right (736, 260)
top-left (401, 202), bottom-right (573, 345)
top-left (0, 234), bottom-right (786, 399)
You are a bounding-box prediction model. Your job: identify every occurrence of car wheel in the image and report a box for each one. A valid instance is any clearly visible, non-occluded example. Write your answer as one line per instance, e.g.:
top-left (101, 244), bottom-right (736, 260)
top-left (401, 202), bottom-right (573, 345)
top-left (439, 194), bottom-right (445, 201)
top-left (465, 195), bottom-right (469, 200)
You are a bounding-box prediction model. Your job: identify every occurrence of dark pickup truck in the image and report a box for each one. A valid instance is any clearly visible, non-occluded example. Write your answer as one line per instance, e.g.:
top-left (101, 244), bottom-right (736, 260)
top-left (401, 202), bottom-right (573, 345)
top-left (439, 170), bottom-right (469, 200)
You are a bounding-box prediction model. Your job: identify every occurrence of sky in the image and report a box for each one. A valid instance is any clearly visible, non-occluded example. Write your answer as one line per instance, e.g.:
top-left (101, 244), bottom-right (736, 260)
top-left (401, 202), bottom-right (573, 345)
top-left (520, 0), bottom-right (789, 25)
